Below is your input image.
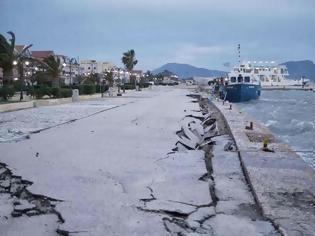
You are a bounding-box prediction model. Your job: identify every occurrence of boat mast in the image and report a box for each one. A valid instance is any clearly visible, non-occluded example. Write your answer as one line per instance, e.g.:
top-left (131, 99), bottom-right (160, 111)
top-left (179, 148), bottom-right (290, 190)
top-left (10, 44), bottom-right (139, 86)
top-left (237, 44), bottom-right (241, 65)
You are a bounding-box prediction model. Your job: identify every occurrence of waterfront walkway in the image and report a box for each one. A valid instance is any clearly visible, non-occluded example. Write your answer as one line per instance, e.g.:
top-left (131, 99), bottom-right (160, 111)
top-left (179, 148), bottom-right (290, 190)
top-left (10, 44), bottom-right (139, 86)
top-left (0, 86), bottom-right (313, 235)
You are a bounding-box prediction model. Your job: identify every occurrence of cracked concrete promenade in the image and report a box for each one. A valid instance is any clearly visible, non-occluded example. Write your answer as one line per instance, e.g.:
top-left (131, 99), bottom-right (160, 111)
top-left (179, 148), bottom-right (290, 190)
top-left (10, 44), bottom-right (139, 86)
top-left (0, 87), bottom-right (282, 235)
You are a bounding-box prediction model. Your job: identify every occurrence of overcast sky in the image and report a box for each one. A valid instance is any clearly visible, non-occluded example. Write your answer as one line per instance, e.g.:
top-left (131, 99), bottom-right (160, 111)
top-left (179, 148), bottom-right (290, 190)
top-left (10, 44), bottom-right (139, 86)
top-left (1, 0), bottom-right (314, 70)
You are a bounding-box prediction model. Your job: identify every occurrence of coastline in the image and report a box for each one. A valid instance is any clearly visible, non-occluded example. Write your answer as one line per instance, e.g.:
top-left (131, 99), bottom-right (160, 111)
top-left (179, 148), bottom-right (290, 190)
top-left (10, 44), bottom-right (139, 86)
top-left (208, 96), bottom-right (315, 235)
top-left (236, 89), bottom-right (315, 170)
top-left (261, 86), bottom-right (314, 91)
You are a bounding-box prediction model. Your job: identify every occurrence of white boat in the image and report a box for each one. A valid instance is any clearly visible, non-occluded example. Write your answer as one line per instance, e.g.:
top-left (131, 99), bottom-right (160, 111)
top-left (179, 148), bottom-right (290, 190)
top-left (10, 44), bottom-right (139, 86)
top-left (222, 63), bottom-right (261, 102)
top-left (236, 61), bottom-right (310, 89)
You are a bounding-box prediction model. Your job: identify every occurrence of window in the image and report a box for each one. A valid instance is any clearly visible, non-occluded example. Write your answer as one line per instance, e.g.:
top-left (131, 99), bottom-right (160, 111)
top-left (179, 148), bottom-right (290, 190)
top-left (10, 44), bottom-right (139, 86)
top-left (244, 76), bottom-right (250, 82)
top-left (237, 75), bottom-right (243, 83)
top-left (230, 77), bottom-right (236, 83)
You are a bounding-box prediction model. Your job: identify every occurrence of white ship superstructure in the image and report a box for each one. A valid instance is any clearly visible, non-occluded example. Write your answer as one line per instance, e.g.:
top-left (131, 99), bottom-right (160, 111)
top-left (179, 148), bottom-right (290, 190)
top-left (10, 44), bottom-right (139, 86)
top-left (235, 61), bottom-right (309, 88)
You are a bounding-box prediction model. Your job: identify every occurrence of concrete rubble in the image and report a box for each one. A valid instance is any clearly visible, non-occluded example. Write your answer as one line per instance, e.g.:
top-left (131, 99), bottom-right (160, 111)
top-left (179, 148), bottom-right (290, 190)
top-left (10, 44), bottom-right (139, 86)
top-left (0, 162), bottom-right (64, 220)
top-left (137, 94), bottom-right (280, 236)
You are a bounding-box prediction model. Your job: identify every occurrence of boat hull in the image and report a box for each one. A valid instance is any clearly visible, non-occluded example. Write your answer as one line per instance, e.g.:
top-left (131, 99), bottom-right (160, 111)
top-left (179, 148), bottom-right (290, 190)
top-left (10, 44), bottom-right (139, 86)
top-left (224, 84), bottom-right (261, 102)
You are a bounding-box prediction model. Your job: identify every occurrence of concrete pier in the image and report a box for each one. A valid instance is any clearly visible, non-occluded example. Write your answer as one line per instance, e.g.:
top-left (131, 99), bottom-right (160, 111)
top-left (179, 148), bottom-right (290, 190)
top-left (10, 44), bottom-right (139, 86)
top-left (211, 98), bottom-right (315, 235)
top-left (261, 86), bottom-right (314, 91)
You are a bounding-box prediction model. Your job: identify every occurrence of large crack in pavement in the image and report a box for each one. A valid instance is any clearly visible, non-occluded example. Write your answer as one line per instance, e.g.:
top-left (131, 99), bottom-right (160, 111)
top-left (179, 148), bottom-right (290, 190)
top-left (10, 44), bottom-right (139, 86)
top-left (0, 91), bottom-right (288, 235)
top-left (200, 96), bottom-right (282, 236)
top-left (0, 162), bottom-right (66, 235)
top-left (1, 100), bottom-right (137, 143)
top-left (137, 93), bottom-right (283, 235)
top-left (0, 100), bottom-right (144, 235)
top-left (136, 94), bottom-right (218, 235)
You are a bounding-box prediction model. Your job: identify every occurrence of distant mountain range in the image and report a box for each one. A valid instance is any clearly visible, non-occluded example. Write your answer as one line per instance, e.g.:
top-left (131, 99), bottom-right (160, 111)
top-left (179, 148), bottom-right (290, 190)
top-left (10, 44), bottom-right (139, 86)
top-left (152, 63), bottom-right (227, 79)
top-left (280, 60), bottom-right (315, 82)
top-left (153, 60), bottom-right (315, 82)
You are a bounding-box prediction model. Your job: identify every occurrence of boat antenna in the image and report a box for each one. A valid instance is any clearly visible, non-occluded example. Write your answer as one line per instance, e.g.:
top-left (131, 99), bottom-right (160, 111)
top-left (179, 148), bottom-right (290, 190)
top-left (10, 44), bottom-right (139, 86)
top-left (237, 44), bottom-right (241, 65)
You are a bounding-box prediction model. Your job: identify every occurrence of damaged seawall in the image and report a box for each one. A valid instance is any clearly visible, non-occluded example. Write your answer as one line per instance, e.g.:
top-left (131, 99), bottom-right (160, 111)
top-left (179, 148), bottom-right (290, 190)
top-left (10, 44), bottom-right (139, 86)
top-left (208, 96), bottom-right (315, 236)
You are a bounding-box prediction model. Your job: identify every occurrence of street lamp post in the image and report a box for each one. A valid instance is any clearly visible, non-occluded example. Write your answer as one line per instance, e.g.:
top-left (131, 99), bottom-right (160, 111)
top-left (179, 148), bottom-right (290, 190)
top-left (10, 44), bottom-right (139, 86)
top-left (99, 74), bottom-right (103, 98)
top-left (120, 70), bottom-right (125, 93)
top-left (30, 66), bottom-right (39, 95)
top-left (117, 69), bottom-right (121, 95)
top-left (69, 58), bottom-right (76, 87)
top-left (101, 78), bottom-right (105, 98)
top-left (62, 62), bottom-right (67, 87)
top-left (13, 59), bottom-right (30, 101)
top-left (21, 60), bottom-right (29, 100)
top-left (104, 69), bottom-right (112, 96)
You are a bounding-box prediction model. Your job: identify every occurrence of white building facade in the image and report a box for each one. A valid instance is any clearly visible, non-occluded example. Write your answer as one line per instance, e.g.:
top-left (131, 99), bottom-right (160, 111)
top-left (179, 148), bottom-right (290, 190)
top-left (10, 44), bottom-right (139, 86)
top-left (80, 60), bottom-right (115, 75)
top-left (57, 56), bottom-right (81, 85)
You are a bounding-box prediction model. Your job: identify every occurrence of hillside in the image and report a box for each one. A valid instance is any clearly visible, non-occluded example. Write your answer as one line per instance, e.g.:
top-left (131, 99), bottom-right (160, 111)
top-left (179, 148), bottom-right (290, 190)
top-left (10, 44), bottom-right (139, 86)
top-left (153, 63), bottom-right (226, 79)
top-left (281, 60), bottom-right (315, 82)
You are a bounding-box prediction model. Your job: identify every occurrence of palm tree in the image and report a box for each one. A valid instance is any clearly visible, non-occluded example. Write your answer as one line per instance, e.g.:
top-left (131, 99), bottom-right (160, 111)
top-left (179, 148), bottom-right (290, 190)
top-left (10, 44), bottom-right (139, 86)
top-left (122, 49), bottom-right (138, 90)
top-left (0, 31), bottom-right (32, 84)
top-left (42, 55), bottom-right (62, 87)
top-left (105, 70), bottom-right (114, 87)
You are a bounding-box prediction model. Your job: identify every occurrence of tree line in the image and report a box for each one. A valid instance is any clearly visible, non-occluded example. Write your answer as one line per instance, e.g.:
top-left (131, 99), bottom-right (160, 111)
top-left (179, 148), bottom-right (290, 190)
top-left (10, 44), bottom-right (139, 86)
top-left (0, 31), bottom-right (143, 100)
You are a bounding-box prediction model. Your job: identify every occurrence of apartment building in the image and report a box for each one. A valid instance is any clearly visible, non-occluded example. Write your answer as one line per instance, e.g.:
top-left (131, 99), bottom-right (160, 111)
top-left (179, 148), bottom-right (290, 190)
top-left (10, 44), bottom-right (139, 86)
top-left (80, 60), bottom-right (115, 75)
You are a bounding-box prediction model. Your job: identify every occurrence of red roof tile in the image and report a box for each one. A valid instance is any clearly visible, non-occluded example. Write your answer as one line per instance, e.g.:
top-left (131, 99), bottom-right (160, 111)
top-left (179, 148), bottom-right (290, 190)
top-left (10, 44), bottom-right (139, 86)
top-left (15, 45), bottom-right (26, 53)
top-left (31, 51), bottom-right (55, 59)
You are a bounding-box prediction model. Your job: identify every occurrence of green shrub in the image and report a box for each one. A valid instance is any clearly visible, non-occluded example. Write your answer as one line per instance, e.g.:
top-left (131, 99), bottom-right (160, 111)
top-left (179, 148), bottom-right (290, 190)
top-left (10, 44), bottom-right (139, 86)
top-left (28, 86), bottom-right (72, 99)
top-left (0, 86), bottom-right (15, 100)
top-left (51, 87), bottom-right (61, 98)
top-left (12, 80), bottom-right (22, 91)
top-left (140, 83), bottom-right (150, 88)
top-left (29, 85), bottom-right (52, 99)
top-left (49, 87), bottom-right (72, 98)
top-left (95, 85), bottom-right (101, 93)
top-left (77, 84), bottom-right (95, 95)
top-left (60, 88), bottom-right (72, 98)
top-left (123, 83), bottom-right (135, 90)
top-left (85, 84), bottom-right (96, 94)
top-left (61, 85), bottom-right (71, 89)
top-left (39, 85), bottom-right (51, 98)
top-left (26, 86), bottom-right (34, 96)
top-left (95, 84), bottom-right (109, 93)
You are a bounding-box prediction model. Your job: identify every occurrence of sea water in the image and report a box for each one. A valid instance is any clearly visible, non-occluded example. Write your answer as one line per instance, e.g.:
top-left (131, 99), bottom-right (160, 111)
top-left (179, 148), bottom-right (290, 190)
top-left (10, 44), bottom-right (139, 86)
top-left (237, 90), bottom-right (315, 169)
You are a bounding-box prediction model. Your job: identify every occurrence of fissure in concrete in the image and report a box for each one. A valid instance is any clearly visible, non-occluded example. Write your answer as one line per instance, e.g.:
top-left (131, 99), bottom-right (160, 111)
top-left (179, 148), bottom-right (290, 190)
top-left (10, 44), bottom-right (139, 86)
top-left (0, 162), bottom-right (67, 234)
